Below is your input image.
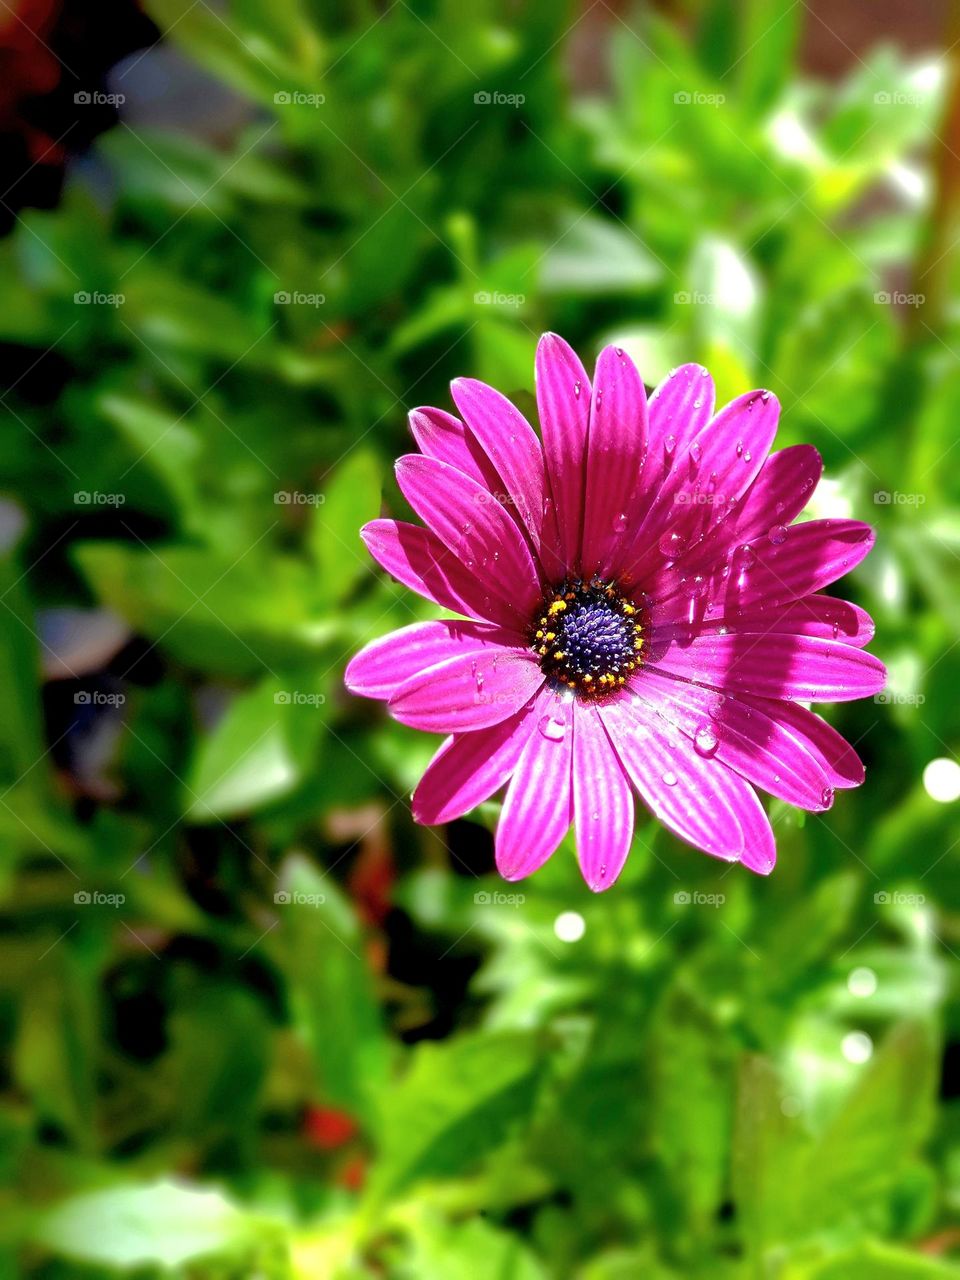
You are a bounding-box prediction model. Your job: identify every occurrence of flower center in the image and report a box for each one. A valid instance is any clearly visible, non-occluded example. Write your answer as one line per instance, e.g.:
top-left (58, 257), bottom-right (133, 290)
top-left (531, 578), bottom-right (644, 700)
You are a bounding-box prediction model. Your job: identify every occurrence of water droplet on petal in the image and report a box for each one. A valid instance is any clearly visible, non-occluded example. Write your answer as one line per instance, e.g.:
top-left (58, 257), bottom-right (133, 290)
top-left (736, 440), bottom-right (743, 458)
top-left (574, 379), bottom-right (582, 399)
top-left (664, 433), bottom-right (677, 456)
top-left (614, 512), bottom-right (629, 533)
top-left (820, 786), bottom-right (835, 807)
top-left (689, 441), bottom-right (702, 464)
top-left (659, 529), bottom-right (686, 559)
top-left (768, 524), bottom-right (787, 545)
top-left (595, 389), bottom-right (603, 410)
top-left (662, 770), bottom-right (678, 787)
top-left (694, 723), bottom-right (720, 757)
top-left (538, 714), bottom-right (566, 741)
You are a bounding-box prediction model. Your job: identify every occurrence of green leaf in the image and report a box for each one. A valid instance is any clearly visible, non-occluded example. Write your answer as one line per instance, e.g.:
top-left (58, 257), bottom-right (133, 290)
top-left (309, 449), bottom-right (382, 602)
top-left (364, 1029), bottom-right (547, 1208)
top-left (35, 1180), bottom-right (280, 1269)
top-left (271, 854), bottom-right (389, 1125)
top-left (185, 674), bottom-right (327, 819)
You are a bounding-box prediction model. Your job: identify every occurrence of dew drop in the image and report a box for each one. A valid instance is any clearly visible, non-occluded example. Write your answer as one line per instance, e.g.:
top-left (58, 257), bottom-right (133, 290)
top-left (595, 389), bottom-right (603, 410)
top-left (689, 441), bottom-right (702, 464)
top-left (659, 529), bottom-right (686, 559)
top-left (574, 379), bottom-right (582, 399)
top-left (820, 786), bottom-right (835, 807)
top-left (735, 440), bottom-right (743, 457)
top-left (694, 723), bottom-right (720, 757)
top-left (538, 714), bottom-right (566, 741)
top-left (664, 433), bottom-right (677, 456)
top-left (662, 770), bottom-right (679, 787)
top-left (768, 524), bottom-right (787, 545)
top-left (614, 511), bottom-right (629, 533)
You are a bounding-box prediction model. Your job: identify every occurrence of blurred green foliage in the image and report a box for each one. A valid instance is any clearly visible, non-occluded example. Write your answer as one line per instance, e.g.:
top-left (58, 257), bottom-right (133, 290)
top-left (1, 0), bottom-right (959, 1276)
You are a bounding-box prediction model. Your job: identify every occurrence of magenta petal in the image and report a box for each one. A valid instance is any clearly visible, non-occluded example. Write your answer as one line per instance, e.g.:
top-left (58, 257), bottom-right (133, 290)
top-left (580, 344), bottom-right (648, 578)
top-left (449, 376), bottom-right (561, 574)
top-left (648, 363), bottom-right (715, 451)
top-left (623, 388), bottom-right (780, 586)
top-left (647, 630), bottom-right (887, 702)
top-left (412, 708), bottom-right (537, 825)
top-left (630, 668), bottom-right (835, 811)
top-left (408, 406), bottom-right (497, 488)
top-left (655, 444), bottom-right (822, 590)
top-left (361, 519), bottom-right (526, 628)
top-left (395, 455), bottom-right (542, 616)
top-left (653, 594), bottom-right (874, 647)
top-left (388, 647), bottom-right (544, 732)
top-left (600, 692), bottom-right (774, 870)
top-left (748, 697), bottom-right (865, 789)
top-left (345, 619), bottom-right (518, 701)
top-left (536, 332), bottom-right (590, 572)
top-left (573, 702), bottom-right (634, 891)
top-left (496, 688), bottom-right (573, 880)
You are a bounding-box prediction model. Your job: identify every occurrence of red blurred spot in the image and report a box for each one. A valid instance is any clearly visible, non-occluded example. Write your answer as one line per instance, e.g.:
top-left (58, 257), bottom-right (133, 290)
top-left (303, 1105), bottom-right (358, 1151)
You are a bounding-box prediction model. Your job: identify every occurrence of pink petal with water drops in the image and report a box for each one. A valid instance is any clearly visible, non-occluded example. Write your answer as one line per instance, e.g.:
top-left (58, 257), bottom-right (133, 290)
top-left (630, 668), bottom-right (836, 811)
top-left (388, 647), bottom-right (544, 733)
top-left (495, 688), bottom-right (574, 881)
top-left (395, 455), bottom-right (542, 615)
top-left (412, 705), bottom-right (538, 825)
top-left (449, 376), bottom-right (560, 572)
top-left (653, 594), bottom-right (874, 647)
top-left (580, 344), bottom-right (648, 578)
top-left (647, 363), bottom-right (715, 452)
top-left (647, 630), bottom-right (887, 702)
top-left (747, 696), bottom-right (865, 789)
top-left (622, 388), bottom-right (780, 586)
top-left (345, 619), bottom-right (519, 700)
top-left (599, 691), bottom-right (774, 871)
top-left (573, 702), bottom-right (634, 891)
top-left (408, 406), bottom-right (499, 488)
top-left (360, 519), bottom-right (528, 629)
top-left (536, 332), bottom-right (591, 573)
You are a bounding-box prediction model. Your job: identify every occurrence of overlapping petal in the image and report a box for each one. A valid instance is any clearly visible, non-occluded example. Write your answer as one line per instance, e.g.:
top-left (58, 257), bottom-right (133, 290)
top-left (496, 688), bottom-right (574, 880)
top-left (345, 619), bottom-right (518, 700)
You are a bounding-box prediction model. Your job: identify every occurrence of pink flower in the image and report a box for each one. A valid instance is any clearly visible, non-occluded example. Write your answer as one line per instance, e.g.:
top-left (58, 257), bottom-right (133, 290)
top-left (345, 335), bottom-right (884, 890)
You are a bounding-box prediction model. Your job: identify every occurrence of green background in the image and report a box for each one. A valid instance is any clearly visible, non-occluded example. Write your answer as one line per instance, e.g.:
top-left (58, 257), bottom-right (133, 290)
top-left (1, 1), bottom-right (959, 1276)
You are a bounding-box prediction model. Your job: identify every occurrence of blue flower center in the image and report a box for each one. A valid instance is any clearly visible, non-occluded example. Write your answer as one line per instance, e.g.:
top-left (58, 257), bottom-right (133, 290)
top-left (531, 579), bottom-right (644, 700)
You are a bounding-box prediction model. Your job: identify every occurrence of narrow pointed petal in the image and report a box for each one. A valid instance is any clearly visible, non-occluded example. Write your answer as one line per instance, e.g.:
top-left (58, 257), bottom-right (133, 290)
top-left (412, 708), bottom-right (538, 825)
top-left (345, 619), bottom-right (518, 700)
top-left (581, 344), bottom-right (648, 578)
top-left (360, 519), bottom-right (527, 628)
top-left (536, 332), bottom-right (590, 572)
top-left (647, 362), bottom-right (715, 451)
top-left (496, 689), bottom-right (573, 880)
top-left (449, 376), bottom-right (560, 571)
top-left (389, 647), bottom-right (544, 732)
top-left (395, 455), bottom-right (542, 617)
top-left (408, 406), bottom-right (498, 488)
top-left (573, 702), bottom-right (634, 891)
top-left (646, 630), bottom-right (887, 702)
top-left (599, 692), bottom-right (775, 872)
top-left (652, 595), bottom-right (874, 647)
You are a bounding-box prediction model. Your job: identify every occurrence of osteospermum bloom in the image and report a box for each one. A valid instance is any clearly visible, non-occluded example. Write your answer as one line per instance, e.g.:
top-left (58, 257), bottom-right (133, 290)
top-left (345, 335), bottom-right (884, 890)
